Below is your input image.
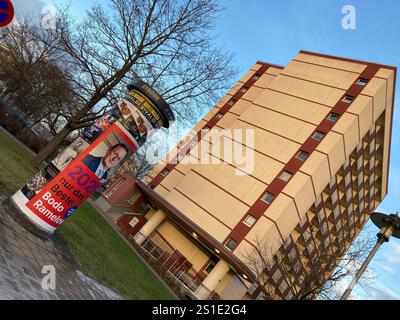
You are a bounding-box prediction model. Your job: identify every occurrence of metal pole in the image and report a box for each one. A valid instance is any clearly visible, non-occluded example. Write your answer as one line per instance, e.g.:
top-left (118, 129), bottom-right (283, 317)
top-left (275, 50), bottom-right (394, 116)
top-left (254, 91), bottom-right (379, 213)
top-left (340, 237), bottom-right (384, 300)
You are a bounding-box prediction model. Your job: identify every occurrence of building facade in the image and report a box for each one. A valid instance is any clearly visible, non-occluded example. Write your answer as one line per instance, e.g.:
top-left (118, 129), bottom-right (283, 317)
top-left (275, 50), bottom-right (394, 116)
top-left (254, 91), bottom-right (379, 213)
top-left (96, 51), bottom-right (396, 299)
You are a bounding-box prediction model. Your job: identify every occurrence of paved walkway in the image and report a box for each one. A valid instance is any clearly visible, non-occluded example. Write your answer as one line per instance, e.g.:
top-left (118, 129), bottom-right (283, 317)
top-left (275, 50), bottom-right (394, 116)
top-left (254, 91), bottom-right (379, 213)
top-left (0, 194), bottom-right (124, 300)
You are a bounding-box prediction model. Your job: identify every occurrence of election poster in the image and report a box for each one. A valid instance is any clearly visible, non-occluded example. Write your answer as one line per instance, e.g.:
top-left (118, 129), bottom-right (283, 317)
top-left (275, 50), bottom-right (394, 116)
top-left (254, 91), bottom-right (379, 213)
top-left (9, 80), bottom-right (174, 235)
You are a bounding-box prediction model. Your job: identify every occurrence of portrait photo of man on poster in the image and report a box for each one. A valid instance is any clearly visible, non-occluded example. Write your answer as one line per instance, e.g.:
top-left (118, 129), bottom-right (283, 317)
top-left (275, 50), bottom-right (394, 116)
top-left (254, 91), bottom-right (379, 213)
top-left (81, 133), bottom-right (131, 183)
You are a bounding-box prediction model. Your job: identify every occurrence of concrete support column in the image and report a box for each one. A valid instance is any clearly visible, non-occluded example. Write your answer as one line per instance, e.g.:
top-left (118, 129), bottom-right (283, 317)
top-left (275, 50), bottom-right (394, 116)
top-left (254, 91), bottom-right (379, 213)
top-left (134, 209), bottom-right (166, 245)
top-left (195, 260), bottom-right (229, 300)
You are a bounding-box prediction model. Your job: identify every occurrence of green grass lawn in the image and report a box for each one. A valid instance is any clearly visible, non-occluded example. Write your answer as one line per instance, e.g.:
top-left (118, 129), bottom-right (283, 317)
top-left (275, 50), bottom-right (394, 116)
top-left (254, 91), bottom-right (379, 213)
top-left (0, 129), bottom-right (175, 300)
top-left (0, 130), bottom-right (36, 193)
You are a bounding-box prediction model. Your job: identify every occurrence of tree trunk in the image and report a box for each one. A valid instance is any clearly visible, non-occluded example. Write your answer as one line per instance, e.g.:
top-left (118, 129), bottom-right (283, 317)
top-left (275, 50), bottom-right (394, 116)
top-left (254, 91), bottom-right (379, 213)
top-left (31, 124), bottom-right (72, 168)
top-left (30, 99), bottom-right (96, 168)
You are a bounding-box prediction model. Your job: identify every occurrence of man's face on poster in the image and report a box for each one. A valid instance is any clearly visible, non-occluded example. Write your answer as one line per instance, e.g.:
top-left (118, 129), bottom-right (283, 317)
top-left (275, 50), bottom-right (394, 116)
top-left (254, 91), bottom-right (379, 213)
top-left (103, 145), bottom-right (127, 169)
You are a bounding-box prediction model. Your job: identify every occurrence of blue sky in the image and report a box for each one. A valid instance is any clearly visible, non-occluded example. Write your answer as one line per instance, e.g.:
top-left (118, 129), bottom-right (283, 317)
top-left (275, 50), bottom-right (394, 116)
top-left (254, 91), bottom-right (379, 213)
top-left (13, 0), bottom-right (400, 299)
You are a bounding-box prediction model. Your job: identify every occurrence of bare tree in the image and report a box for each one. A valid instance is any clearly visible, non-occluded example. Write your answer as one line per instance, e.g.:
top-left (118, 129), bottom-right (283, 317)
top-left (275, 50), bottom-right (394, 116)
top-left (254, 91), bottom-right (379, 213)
top-left (243, 229), bottom-right (375, 300)
top-left (18, 0), bottom-right (237, 167)
top-left (0, 18), bottom-right (77, 132)
top-left (119, 142), bottom-right (157, 180)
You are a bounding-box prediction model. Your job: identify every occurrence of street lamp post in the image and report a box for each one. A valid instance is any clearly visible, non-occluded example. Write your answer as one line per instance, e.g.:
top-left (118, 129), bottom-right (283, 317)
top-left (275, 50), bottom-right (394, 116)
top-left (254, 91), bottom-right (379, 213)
top-left (340, 212), bottom-right (400, 300)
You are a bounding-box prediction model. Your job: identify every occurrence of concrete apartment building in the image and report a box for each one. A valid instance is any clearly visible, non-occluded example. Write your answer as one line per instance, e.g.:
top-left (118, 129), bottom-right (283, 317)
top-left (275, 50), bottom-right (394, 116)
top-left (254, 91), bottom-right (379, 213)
top-left (95, 51), bottom-right (396, 300)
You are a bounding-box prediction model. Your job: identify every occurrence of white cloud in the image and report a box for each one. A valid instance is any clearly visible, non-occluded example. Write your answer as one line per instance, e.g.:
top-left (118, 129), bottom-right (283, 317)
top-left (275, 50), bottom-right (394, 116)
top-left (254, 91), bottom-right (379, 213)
top-left (372, 281), bottom-right (400, 300)
top-left (13, 0), bottom-right (46, 16)
top-left (375, 262), bottom-right (396, 276)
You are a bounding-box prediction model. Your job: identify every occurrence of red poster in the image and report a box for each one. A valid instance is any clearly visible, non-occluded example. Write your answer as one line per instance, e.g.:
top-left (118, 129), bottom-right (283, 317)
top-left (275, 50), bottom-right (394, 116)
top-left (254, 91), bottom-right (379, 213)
top-left (26, 123), bottom-right (138, 228)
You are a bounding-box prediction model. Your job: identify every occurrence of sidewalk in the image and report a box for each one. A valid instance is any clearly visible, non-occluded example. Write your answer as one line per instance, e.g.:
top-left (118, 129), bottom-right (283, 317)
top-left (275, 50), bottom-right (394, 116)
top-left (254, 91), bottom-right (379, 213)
top-left (0, 194), bottom-right (124, 300)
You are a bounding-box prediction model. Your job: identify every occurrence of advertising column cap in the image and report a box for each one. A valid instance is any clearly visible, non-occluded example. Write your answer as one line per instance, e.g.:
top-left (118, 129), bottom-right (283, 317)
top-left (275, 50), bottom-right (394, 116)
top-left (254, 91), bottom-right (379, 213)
top-left (127, 80), bottom-right (175, 128)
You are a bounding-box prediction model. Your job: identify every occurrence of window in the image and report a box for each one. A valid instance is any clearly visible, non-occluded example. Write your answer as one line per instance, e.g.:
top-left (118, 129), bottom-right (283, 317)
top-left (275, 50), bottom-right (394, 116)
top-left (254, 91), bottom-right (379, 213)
top-left (278, 171), bottom-right (293, 182)
top-left (342, 95), bottom-right (354, 104)
top-left (312, 131), bottom-right (325, 141)
top-left (215, 113), bottom-right (223, 120)
top-left (204, 261), bottom-right (216, 274)
top-left (327, 113), bottom-right (340, 122)
top-left (204, 255), bottom-right (219, 273)
top-left (261, 192), bottom-right (275, 204)
top-left (357, 78), bottom-right (368, 86)
top-left (243, 215), bottom-right (257, 227)
top-left (225, 238), bottom-right (238, 251)
top-left (252, 74), bottom-right (260, 80)
top-left (228, 99), bottom-right (236, 106)
top-left (240, 87), bottom-right (249, 93)
top-left (296, 151), bottom-right (309, 161)
top-left (160, 168), bottom-right (170, 177)
top-left (129, 217), bottom-right (139, 227)
top-left (203, 126), bottom-right (211, 134)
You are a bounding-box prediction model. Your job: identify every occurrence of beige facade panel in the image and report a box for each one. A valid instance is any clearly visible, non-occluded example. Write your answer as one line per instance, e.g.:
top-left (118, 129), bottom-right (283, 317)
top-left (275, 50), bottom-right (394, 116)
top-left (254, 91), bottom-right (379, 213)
top-left (165, 189), bottom-right (231, 243)
top-left (255, 74), bottom-right (277, 89)
top-left (332, 112), bottom-right (360, 158)
top-left (239, 69), bottom-right (257, 83)
top-left (237, 218), bottom-right (282, 260)
top-left (218, 112), bottom-right (238, 128)
top-left (191, 161), bottom-right (268, 206)
top-left (175, 154), bottom-right (197, 175)
top-left (250, 63), bottom-right (262, 71)
top-left (238, 104), bottom-right (316, 143)
top-left (160, 169), bottom-right (185, 191)
top-left (316, 131), bottom-right (346, 177)
top-left (227, 82), bottom-right (244, 97)
top-left (299, 151), bottom-right (331, 198)
top-left (375, 68), bottom-right (395, 199)
top-left (242, 86), bottom-right (265, 102)
top-left (283, 60), bottom-right (359, 90)
top-left (217, 120), bottom-right (301, 164)
top-left (192, 135), bottom-right (285, 182)
top-left (381, 79), bottom-right (395, 199)
top-left (362, 77), bottom-right (388, 122)
top-left (157, 221), bottom-right (209, 271)
top-left (215, 273), bottom-right (249, 300)
top-left (264, 193), bottom-right (300, 241)
top-left (267, 75), bottom-right (346, 107)
top-left (216, 94), bottom-right (233, 108)
top-left (294, 53), bottom-right (367, 73)
top-left (281, 172), bottom-right (315, 220)
top-left (253, 89), bottom-right (331, 125)
top-left (174, 171), bottom-right (250, 229)
top-left (375, 68), bottom-right (395, 79)
top-left (346, 95), bottom-right (373, 140)
top-left (383, 70), bottom-right (395, 114)
top-left (266, 67), bottom-right (283, 75)
top-left (154, 184), bottom-right (170, 198)
top-left (175, 131), bottom-right (198, 152)
top-left (230, 99), bottom-right (253, 116)
top-left (381, 105), bottom-right (391, 199)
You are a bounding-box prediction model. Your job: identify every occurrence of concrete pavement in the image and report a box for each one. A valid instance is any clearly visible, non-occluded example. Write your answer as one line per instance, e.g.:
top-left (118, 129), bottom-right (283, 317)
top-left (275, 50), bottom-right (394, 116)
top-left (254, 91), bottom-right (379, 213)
top-left (0, 194), bottom-right (124, 300)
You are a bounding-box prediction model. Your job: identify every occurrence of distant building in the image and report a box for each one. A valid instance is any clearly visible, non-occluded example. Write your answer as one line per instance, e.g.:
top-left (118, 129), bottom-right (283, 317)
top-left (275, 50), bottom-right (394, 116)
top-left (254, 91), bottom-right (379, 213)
top-left (95, 51), bottom-right (396, 300)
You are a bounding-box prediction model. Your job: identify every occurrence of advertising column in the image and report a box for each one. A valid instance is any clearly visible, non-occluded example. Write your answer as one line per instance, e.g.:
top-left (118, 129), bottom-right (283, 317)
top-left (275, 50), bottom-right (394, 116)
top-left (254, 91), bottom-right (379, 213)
top-left (4, 80), bottom-right (174, 239)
